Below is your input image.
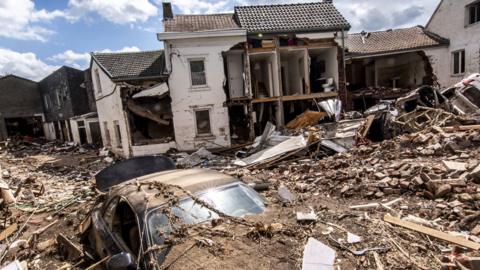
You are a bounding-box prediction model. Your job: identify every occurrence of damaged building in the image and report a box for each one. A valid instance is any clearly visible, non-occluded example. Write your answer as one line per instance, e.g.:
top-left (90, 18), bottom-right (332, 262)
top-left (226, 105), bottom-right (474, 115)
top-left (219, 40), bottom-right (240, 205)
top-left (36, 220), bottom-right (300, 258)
top-left (91, 50), bottom-right (174, 157)
top-left (93, 1), bottom-right (351, 157)
top-left (346, 26), bottom-right (450, 112)
top-left (159, 1), bottom-right (351, 148)
top-left (425, 0), bottom-right (480, 87)
top-left (39, 66), bottom-right (97, 143)
top-left (0, 75), bottom-right (45, 141)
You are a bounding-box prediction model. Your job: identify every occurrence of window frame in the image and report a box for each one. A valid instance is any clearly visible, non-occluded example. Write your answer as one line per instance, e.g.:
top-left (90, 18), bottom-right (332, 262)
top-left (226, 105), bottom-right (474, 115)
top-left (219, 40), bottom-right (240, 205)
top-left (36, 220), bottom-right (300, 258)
top-left (452, 50), bottom-right (466, 75)
top-left (188, 58), bottom-right (208, 89)
top-left (114, 120), bottom-right (122, 149)
top-left (103, 121), bottom-right (111, 147)
top-left (94, 69), bottom-right (103, 94)
top-left (194, 108), bottom-right (213, 136)
top-left (43, 95), bottom-right (51, 110)
top-left (467, 1), bottom-right (480, 25)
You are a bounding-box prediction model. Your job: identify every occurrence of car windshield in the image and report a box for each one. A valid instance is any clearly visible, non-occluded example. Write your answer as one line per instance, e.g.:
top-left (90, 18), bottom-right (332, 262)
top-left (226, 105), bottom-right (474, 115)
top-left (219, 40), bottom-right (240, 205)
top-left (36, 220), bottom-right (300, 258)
top-left (147, 183), bottom-right (265, 246)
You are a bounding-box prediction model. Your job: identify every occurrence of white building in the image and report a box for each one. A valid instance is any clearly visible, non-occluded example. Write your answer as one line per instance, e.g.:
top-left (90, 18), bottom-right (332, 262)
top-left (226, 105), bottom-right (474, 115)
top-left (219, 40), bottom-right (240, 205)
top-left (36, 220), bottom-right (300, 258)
top-left (91, 51), bottom-right (175, 158)
top-left (159, 1), bottom-right (350, 146)
top-left (92, 1), bottom-right (351, 158)
top-left (425, 0), bottom-right (480, 87)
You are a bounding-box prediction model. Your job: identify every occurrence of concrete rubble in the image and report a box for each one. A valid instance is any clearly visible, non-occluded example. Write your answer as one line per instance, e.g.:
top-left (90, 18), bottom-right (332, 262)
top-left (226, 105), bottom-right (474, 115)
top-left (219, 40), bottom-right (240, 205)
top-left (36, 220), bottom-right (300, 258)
top-left (1, 79), bottom-right (480, 269)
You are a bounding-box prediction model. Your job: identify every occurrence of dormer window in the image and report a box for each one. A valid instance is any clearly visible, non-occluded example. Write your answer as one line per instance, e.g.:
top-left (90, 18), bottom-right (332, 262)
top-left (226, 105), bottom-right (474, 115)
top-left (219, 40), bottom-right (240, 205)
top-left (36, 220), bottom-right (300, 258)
top-left (468, 1), bottom-right (480, 25)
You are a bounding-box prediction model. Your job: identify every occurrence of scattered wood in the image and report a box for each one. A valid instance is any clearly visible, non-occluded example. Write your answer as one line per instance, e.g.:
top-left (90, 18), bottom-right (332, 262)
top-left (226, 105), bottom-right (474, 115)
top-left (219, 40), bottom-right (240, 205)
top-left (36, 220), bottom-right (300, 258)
top-left (373, 251), bottom-right (384, 270)
top-left (286, 110), bottom-right (327, 130)
top-left (126, 99), bottom-right (169, 126)
top-left (84, 256), bottom-right (110, 270)
top-left (384, 214), bottom-right (480, 250)
top-left (57, 234), bottom-right (84, 261)
top-left (349, 198), bottom-right (403, 210)
top-left (36, 238), bottom-right (56, 252)
top-left (443, 125), bottom-right (480, 132)
top-left (0, 224), bottom-right (18, 242)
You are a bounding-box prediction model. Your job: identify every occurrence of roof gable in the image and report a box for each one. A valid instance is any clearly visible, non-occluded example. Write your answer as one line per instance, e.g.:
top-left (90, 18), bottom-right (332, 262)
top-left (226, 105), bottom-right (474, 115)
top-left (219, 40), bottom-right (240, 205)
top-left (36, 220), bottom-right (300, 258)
top-left (234, 2), bottom-right (350, 34)
top-left (347, 26), bottom-right (449, 57)
top-left (0, 74), bottom-right (37, 84)
top-left (164, 14), bottom-right (239, 32)
top-left (92, 50), bottom-right (166, 81)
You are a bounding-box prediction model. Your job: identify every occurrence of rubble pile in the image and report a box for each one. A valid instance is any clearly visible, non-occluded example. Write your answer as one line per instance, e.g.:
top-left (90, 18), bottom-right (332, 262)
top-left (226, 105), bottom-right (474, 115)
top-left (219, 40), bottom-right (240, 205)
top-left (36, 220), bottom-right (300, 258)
top-left (213, 127), bottom-right (480, 269)
top-left (0, 140), bottom-right (106, 269)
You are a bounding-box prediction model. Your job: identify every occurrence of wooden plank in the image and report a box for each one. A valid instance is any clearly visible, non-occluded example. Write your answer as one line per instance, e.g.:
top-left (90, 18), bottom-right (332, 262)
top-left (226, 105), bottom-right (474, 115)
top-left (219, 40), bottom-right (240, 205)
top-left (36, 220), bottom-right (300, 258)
top-left (0, 223), bottom-right (18, 241)
top-left (443, 125), bottom-right (480, 132)
top-left (384, 215), bottom-right (480, 250)
top-left (282, 92), bottom-right (338, 102)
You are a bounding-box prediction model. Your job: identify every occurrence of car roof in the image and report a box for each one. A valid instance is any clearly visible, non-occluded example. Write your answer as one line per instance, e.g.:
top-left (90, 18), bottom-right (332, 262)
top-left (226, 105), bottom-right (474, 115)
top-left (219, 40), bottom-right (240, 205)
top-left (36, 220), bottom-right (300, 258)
top-left (105, 169), bottom-right (238, 214)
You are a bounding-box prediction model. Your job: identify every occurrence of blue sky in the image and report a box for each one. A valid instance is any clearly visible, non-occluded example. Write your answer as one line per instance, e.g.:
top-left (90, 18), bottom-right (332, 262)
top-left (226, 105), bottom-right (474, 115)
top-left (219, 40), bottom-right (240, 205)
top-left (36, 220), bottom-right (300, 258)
top-left (0, 0), bottom-right (440, 81)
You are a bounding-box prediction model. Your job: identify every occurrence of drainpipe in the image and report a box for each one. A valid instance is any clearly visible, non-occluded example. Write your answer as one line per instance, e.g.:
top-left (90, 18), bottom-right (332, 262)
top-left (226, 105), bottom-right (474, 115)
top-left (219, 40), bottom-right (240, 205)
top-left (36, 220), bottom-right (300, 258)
top-left (341, 29), bottom-right (348, 110)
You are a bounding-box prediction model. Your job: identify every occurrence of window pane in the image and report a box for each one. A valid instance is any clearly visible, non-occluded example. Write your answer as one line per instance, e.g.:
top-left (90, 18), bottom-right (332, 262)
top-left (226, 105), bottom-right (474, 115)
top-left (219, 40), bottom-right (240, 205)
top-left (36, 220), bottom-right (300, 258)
top-left (453, 52), bottom-right (460, 74)
top-left (190, 60), bottom-right (206, 86)
top-left (470, 5), bottom-right (476, 24)
top-left (195, 110), bottom-right (211, 135)
top-left (461, 50), bottom-right (466, 73)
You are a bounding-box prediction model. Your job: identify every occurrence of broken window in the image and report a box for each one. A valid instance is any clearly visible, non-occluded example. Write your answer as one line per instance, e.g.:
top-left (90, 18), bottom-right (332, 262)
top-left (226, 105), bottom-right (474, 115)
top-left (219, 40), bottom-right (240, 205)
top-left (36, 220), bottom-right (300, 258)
top-left (94, 69), bottom-right (102, 94)
top-left (56, 91), bottom-right (62, 107)
top-left (189, 59), bottom-right (207, 86)
top-left (469, 2), bottom-right (480, 25)
top-left (126, 92), bottom-right (174, 145)
top-left (43, 95), bottom-right (51, 110)
top-left (114, 120), bottom-right (122, 149)
top-left (103, 121), bottom-right (111, 146)
top-left (77, 120), bottom-right (87, 145)
top-left (195, 109), bottom-right (212, 135)
top-left (453, 50), bottom-right (466, 75)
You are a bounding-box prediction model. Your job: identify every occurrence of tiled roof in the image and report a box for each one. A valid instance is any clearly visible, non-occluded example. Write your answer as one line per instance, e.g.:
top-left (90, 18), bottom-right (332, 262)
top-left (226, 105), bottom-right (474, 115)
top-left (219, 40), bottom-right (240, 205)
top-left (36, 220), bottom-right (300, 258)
top-left (92, 50), bottom-right (166, 80)
top-left (347, 26), bottom-right (449, 57)
top-left (164, 14), bottom-right (239, 32)
top-left (234, 2), bottom-right (350, 34)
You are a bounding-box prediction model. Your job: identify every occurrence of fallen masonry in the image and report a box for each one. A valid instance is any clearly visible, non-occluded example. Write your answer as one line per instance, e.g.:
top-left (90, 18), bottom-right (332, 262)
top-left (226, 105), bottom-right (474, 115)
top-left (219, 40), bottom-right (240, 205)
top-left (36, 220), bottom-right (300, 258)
top-left (2, 88), bottom-right (480, 269)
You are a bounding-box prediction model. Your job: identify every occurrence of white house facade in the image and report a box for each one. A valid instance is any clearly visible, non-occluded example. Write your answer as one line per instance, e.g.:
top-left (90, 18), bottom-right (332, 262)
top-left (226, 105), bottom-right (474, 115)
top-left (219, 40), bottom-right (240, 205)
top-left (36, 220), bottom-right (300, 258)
top-left (425, 0), bottom-right (480, 87)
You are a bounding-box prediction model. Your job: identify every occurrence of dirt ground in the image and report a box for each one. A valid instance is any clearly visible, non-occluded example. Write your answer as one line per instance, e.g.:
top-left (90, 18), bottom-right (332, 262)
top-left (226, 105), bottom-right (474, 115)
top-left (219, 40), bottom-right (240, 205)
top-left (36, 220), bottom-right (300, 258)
top-left (1, 128), bottom-right (480, 269)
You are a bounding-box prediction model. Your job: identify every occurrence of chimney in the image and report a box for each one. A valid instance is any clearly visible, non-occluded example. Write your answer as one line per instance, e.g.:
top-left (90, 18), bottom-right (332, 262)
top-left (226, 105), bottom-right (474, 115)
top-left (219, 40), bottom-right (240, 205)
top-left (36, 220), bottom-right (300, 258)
top-left (163, 2), bottom-right (173, 20)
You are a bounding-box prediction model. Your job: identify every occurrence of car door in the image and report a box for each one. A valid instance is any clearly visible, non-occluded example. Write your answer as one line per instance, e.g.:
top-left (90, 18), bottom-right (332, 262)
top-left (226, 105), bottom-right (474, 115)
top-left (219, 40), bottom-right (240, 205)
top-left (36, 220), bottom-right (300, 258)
top-left (91, 196), bottom-right (123, 258)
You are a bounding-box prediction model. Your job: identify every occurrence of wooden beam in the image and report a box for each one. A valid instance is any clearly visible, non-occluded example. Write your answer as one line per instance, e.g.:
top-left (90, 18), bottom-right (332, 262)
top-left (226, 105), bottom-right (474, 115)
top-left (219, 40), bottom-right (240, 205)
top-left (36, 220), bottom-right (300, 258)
top-left (384, 215), bottom-right (480, 250)
top-left (251, 92), bottom-right (338, 104)
top-left (0, 223), bottom-right (18, 241)
top-left (126, 99), bottom-right (169, 126)
top-left (443, 125), bottom-right (480, 132)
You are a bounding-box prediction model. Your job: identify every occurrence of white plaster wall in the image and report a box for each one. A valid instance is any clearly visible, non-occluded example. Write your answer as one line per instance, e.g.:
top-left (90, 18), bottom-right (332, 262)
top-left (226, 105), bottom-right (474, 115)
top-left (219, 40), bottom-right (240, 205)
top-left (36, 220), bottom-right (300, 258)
top-left (69, 119), bottom-right (80, 144)
top-left (43, 122), bottom-right (56, 141)
top-left (426, 0), bottom-right (480, 86)
top-left (132, 142), bottom-right (177, 156)
top-left (69, 117), bottom-right (99, 145)
top-left (91, 61), bottom-right (130, 157)
top-left (165, 35), bottom-right (246, 151)
top-left (424, 46), bottom-right (451, 87)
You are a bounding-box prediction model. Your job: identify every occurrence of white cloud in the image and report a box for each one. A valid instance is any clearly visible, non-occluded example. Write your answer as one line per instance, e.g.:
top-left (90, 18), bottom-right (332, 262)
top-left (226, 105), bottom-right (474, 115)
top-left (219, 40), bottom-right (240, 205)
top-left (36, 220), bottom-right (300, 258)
top-left (49, 46), bottom-right (142, 69)
top-left (166, 0), bottom-right (440, 33)
top-left (67, 0), bottom-right (158, 24)
top-left (48, 50), bottom-right (90, 69)
top-left (168, 0), bottom-right (230, 14)
top-left (96, 46), bottom-right (141, 53)
top-left (0, 48), bottom-right (59, 81)
top-left (0, 0), bottom-right (68, 42)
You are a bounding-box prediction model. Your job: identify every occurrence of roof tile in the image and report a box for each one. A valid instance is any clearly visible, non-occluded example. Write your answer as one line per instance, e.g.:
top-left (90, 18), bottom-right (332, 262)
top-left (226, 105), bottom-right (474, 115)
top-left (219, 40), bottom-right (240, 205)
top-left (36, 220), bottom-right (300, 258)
top-left (347, 26), bottom-right (449, 56)
top-left (164, 14), bottom-right (239, 32)
top-left (234, 2), bottom-right (350, 34)
top-left (92, 50), bottom-right (165, 80)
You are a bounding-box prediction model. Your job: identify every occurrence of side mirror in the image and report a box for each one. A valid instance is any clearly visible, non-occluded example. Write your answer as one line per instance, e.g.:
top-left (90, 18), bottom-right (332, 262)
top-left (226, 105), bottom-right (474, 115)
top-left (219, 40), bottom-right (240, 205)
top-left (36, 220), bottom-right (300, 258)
top-left (106, 252), bottom-right (136, 270)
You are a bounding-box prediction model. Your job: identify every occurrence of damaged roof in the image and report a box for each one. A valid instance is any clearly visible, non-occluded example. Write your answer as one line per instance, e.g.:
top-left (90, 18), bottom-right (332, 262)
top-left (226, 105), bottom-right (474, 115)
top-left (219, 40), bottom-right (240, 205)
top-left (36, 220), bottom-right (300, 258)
top-left (164, 14), bottom-right (239, 32)
top-left (91, 50), bottom-right (166, 81)
top-left (347, 26), bottom-right (449, 57)
top-left (234, 2), bottom-right (350, 34)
